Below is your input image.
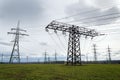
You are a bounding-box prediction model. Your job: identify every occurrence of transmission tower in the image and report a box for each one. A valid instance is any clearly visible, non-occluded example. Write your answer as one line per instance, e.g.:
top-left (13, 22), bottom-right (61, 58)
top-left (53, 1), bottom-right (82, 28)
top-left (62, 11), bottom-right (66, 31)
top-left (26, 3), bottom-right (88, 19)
top-left (26, 56), bottom-right (28, 63)
top-left (45, 20), bottom-right (104, 65)
top-left (54, 50), bottom-right (57, 63)
top-left (93, 44), bottom-right (97, 62)
top-left (48, 56), bottom-right (51, 64)
top-left (44, 51), bottom-right (47, 63)
top-left (107, 46), bottom-right (111, 63)
top-left (1, 54), bottom-right (3, 63)
top-left (86, 53), bottom-right (88, 63)
top-left (8, 21), bottom-right (29, 63)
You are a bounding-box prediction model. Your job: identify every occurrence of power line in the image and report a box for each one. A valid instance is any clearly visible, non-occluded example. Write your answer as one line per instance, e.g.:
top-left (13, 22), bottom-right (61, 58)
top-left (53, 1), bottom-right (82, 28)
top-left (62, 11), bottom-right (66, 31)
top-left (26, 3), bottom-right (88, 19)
top-left (55, 9), bottom-right (98, 21)
top-left (92, 35), bottom-right (108, 42)
top-left (55, 33), bottom-right (67, 51)
top-left (100, 27), bottom-right (120, 32)
top-left (63, 35), bottom-right (68, 46)
top-left (81, 38), bottom-right (87, 56)
top-left (67, 12), bottom-right (120, 23)
top-left (55, 4), bottom-right (120, 21)
top-left (54, 16), bottom-right (120, 32)
top-left (47, 32), bottom-right (66, 53)
top-left (85, 40), bottom-right (93, 55)
top-left (72, 20), bottom-right (120, 28)
top-left (20, 46), bottom-right (41, 55)
top-left (68, 14), bottom-right (120, 26)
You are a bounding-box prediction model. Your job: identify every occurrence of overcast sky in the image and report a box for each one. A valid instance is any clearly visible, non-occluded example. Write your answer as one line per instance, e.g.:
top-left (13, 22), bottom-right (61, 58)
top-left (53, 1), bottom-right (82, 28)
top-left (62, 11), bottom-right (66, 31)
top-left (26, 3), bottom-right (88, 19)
top-left (0, 0), bottom-right (120, 62)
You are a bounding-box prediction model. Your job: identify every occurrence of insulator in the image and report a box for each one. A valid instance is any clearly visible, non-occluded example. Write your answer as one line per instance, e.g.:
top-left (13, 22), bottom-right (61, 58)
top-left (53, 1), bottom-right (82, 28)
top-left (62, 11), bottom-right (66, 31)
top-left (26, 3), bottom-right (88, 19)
top-left (62, 31), bottom-right (66, 35)
top-left (100, 34), bottom-right (105, 36)
top-left (45, 28), bottom-right (49, 32)
top-left (7, 32), bottom-right (10, 34)
top-left (85, 36), bottom-right (87, 39)
top-left (91, 37), bottom-right (94, 40)
top-left (54, 30), bottom-right (57, 34)
top-left (11, 40), bottom-right (15, 42)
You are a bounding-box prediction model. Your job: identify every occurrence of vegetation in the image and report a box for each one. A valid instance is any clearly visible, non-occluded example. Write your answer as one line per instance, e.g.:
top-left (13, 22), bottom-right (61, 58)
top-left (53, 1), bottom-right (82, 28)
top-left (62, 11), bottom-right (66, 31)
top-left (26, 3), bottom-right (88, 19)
top-left (0, 64), bottom-right (120, 80)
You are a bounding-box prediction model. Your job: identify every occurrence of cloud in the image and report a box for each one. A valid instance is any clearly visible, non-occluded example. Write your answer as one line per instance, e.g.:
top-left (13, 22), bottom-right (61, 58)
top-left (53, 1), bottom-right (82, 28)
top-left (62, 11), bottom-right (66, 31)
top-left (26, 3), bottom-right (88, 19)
top-left (1, 52), bottom-right (10, 57)
top-left (90, 0), bottom-right (117, 9)
top-left (39, 42), bottom-right (48, 46)
top-left (66, 0), bottom-right (120, 25)
top-left (0, 42), bottom-right (12, 46)
top-left (0, 0), bottom-right (44, 22)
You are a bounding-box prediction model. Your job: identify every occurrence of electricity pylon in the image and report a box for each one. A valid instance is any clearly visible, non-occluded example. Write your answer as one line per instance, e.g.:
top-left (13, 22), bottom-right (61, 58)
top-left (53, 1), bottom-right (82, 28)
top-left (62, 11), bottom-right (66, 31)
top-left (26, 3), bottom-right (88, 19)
top-left (1, 54), bottom-right (3, 63)
top-left (45, 20), bottom-right (104, 65)
top-left (44, 50), bottom-right (48, 63)
top-left (26, 56), bottom-right (29, 63)
top-left (107, 46), bottom-right (111, 63)
top-left (48, 56), bottom-right (51, 64)
top-left (54, 50), bottom-right (57, 63)
top-left (8, 21), bottom-right (29, 63)
top-left (93, 44), bottom-right (97, 62)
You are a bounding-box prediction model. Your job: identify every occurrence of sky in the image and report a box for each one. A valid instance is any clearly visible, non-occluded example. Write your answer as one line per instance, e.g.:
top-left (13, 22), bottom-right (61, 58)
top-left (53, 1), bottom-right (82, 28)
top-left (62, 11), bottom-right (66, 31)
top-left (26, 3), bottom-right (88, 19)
top-left (0, 0), bottom-right (120, 62)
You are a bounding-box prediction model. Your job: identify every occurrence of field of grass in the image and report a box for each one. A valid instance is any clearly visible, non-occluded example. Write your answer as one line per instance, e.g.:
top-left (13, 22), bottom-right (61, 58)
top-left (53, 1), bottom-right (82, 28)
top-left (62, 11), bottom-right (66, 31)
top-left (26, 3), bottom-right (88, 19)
top-left (0, 64), bottom-right (120, 80)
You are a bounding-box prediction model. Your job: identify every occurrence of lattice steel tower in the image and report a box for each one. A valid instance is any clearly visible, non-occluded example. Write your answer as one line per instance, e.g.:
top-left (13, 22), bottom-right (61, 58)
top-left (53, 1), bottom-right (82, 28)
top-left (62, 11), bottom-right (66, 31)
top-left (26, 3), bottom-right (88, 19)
top-left (46, 20), bottom-right (104, 65)
top-left (54, 50), bottom-right (57, 63)
top-left (93, 44), bottom-right (97, 62)
top-left (8, 21), bottom-right (29, 63)
top-left (44, 50), bottom-right (47, 63)
top-left (107, 45), bottom-right (111, 63)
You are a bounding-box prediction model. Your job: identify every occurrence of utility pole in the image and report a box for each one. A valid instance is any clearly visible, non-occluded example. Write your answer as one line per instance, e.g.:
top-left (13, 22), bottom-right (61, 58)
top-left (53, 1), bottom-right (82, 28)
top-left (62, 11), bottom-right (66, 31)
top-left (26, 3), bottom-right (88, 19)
top-left (8, 21), bottom-right (29, 63)
top-left (46, 20), bottom-right (104, 65)
top-left (107, 46), bottom-right (111, 63)
top-left (44, 51), bottom-right (47, 64)
top-left (93, 44), bottom-right (97, 62)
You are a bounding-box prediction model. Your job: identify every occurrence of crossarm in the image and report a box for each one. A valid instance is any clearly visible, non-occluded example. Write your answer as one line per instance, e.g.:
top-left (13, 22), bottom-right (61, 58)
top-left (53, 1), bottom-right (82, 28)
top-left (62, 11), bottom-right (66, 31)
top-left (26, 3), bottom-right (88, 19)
top-left (11, 28), bottom-right (27, 32)
top-left (46, 20), bottom-right (71, 32)
top-left (8, 32), bottom-right (29, 36)
top-left (46, 21), bottom-right (103, 37)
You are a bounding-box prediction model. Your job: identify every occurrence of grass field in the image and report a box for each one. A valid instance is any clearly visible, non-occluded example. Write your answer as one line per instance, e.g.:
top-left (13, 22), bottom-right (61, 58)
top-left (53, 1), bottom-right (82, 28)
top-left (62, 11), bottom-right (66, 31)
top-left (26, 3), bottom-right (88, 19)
top-left (0, 64), bottom-right (120, 80)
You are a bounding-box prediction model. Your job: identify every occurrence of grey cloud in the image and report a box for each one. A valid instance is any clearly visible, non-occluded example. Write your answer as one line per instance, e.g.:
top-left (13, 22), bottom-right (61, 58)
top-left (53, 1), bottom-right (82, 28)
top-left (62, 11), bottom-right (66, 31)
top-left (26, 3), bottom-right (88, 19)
top-left (0, 0), bottom-right (44, 21)
top-left (91, 0), bottom-right (117, 8)
top-left (0, 42), bottom-right (12, 46)
top-left (115, 51), bottom-right (120, 54)
top-left (66, 0), bottom-right (120, 25)
top-left (39, 42), bottom-right (48, 46)
top-left (0, 53), bottom-right (10, 57)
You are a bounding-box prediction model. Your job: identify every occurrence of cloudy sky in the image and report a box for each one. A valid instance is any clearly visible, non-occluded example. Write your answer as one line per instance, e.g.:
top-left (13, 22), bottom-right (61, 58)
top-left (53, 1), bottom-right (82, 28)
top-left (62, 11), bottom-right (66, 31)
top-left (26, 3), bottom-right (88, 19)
top-left (0, 0), bottom-right (120, 62)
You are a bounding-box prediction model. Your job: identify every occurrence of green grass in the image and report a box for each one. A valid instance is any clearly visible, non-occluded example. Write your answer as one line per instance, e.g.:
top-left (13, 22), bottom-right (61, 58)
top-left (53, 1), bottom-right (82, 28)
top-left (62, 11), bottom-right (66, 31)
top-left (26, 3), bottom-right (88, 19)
top-left (0, 64), bottom-right (120, 80)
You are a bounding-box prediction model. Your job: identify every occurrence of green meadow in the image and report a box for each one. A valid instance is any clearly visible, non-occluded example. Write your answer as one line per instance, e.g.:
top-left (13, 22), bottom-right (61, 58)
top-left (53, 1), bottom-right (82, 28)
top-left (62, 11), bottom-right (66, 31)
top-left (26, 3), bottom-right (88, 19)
top-left (0, 64), bottom-right (120, 80)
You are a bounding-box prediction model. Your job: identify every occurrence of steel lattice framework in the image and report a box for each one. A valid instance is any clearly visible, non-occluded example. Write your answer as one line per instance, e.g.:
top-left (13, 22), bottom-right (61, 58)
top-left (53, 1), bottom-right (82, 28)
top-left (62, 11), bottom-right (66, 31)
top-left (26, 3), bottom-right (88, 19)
top-left (93, 44), bottom-right (97, 62)
top-left (45, 20), bottom-right (104, 65)
top-left (8, 21), bottom-right (29, 63)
